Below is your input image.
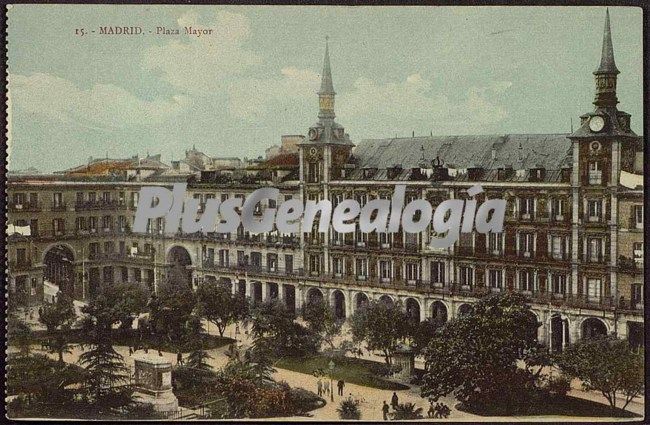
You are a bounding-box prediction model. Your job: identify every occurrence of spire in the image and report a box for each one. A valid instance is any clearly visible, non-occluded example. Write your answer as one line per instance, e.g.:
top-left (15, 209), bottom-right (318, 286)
top-left (593, 9), bottom-right (619, 108)
top-left (318, 36), bottom-right (336, 120)
top-left (594, 8), bottom-right (619, 75)
top-left (319, 36), bottom-right (335, 95)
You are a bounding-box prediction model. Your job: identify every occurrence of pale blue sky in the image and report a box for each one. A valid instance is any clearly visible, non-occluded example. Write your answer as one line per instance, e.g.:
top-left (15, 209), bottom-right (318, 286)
top-left (7, 5), bottom-right (643, 172)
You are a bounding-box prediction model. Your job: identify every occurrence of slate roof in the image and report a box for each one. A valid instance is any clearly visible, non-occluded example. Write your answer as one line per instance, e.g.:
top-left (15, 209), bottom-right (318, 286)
top-left (353, 134), bottom-right (573, 171)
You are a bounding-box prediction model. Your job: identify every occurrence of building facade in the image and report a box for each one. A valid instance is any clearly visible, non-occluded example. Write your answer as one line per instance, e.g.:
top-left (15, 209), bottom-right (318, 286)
top-left (6, 12), bottom-right (643, 350)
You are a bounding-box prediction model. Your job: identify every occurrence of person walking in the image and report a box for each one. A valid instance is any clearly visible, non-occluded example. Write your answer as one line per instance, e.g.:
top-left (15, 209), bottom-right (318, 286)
top-left (391, 392), bottom-right (399, 409)
top-left (317, 378), bottom-right (323, 397)
top-left (323, 379), bottom-right (330, 396)
top-left (128, 345), bottom-right (133, 356)
top-left (337, 379), bottom-right (345, 396)
top-left (382, 401), bottom-right (390, 420)
top-left (177, 350), bottom-right (183, 365)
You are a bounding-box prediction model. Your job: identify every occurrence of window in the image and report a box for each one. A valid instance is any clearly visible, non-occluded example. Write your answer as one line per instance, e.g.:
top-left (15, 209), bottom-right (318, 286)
top-left (102, 215), bottom-right (113, 230)
top-left (587, 278), bottom-right (602, 301)
top-left (519, 270), bottom-right (534, 292)
top-left (551, 198), bottom-right (565, 219)
top-left (488, 269), bottom-right (503, 290)
top-left (587, 200), bottom-right (602, 222)
top-left (631, 283), bottom-right (642, 307)
top-left (53, 193), bottom-right (63, 208)
top-left (285, 255), bottom-right (293, 273)
top-left (268, 199), bottom-right (277, 209)
top-left (588, 161), bottom-right (602, 185)
top-left (588, 237), bottom-right (602, 262)
top-left (130, 192), bottom-right (139, 208)
top-left (430, 261), bottom-right (445, 285)
top-left (379, 260), bottom-right (391, 281)
top-left (308, 162), bottom-right (319, 183)
top-left (267, 254), bottom-right (278, 271)
top-left (379, 232), bottom-right (392, 247)
top-left (309, 255), bottom-right (320, 274)
top-left (104, 241), bottom-right (114, 254)
top-left (16, 248), bottom-right (27, 265)
top-left (219, 249), bottom-right (229, 267)
top-left (12, 192), bottom-right (25, 207)
top-left (76, 217), bottom-right (87, 231)
top-left (551, 235), bottom-right (565, 260)
top-left (29, 193), bottom-right (38, 206)
top-left (520, 197), bottom-right (534, 218)
top-left (102, 192), bottom-right (111, 202)
top-left (552, 274), bottom-right (566, 295)
top-left (633, 205), bottom-right (643, 229)
top-left (117, 216), bottom-right (126, 231)
top-left (519, 232), bottom-right (534, 257)
top-left (30, 219), bottom-right (38, 236)
top-left (88, 217), bottom-right (97, 232)
top-left (355, 227), bottom-right (367, 246)
top-left (333, 257), bottom-right (344, 276)
top-left (53, 219), bottom-right (65, 235)
top-left (355, 258), bottom-right (368, 279)
top-left (76, 192), bottom-right (84, 204)
top-left (633, 242), bottom-right (643, 265)
top-left (332, 230), bottom-right (344, 245)
top-left (459, 266), bottom-right (473, 287)
top-left (237, 251), bottom-right (246, 266)
top-left (405, 263), bottom-right (420, 284)
top-left (488, 233), bottom-right (503, 254)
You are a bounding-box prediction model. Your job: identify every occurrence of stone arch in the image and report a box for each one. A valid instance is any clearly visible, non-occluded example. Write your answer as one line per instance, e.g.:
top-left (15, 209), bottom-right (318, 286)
top-left (331, 289), bottom-right (346, 320)
top-left (166, 245), bottom-right (193, 287)
top-left (581, 317), bottom-right (608, 340)
top-left (457, 303), bottom-right (473, 317)
top-left (355, 292), bottom-right (370, 310)
top-left (378, 294), bottom-right (394, 306)
top-left (43, 244), bottom-right (76, 297)
top-left (549, 313), bottom-right (570, 353)
top-left (430, 300), bottom-right (448, 325)
top-left (306, 287), bottom-right (324, 305)
top-left (525, 309), bottom-right (541, 341)
top-left (405, 298), bottom-right (421, 323)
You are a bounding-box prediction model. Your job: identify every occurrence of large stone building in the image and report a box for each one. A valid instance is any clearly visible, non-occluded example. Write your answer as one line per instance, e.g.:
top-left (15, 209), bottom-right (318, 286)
top-left (6, 11), bottom-right (643, 349)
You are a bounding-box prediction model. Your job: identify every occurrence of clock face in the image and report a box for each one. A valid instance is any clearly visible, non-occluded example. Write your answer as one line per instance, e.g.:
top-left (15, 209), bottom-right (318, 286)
top-left (589, 115), bottom-right (605, 133)
top-left (308, 128), bottom-right (318, 141)
top-left (590, 141), bottom-right (602, 152)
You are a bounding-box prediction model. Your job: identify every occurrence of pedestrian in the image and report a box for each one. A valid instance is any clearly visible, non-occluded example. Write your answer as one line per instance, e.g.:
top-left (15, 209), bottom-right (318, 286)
top-left (382, 401), bottom-right (390, 420)
top-left (177, 350), bottom-right (183, 365)
top-left (128, 346), bottom-right (133, 356)
top-left (323, 379), bottom-right (330, 395)
top-left (428, 403), bottom-right (434, 418)
top-left (391, 392), bottom-right (399, 409)
top-left (317, 378), bottom-right (323, 396)
top-left (144, 345), bottom-right (149, 354)
top-left (158, 348), bottom-right (163, 356)
top-left (337, 379), bottom-right (345, 396)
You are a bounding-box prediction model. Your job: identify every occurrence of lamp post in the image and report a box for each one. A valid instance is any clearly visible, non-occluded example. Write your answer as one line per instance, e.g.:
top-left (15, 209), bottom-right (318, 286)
top-left (328, 360), bottom-right (335, 402)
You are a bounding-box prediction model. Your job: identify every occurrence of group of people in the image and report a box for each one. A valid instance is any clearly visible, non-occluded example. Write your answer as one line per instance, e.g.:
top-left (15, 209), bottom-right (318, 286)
top-left (427, 402), bottom-right (451, 418)
top-left (381, 392), bottom-right (401, 420)
top-left (314, 369), bottom-right (346, 398)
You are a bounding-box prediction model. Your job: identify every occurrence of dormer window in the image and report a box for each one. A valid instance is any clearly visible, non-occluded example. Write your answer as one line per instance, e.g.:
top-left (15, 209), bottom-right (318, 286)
top-left (529, 168), bottom-right (545, 182)
top-left (387, 166), bottom-right (402, 180)
top-left (363, 168), bottom-right (377, 179)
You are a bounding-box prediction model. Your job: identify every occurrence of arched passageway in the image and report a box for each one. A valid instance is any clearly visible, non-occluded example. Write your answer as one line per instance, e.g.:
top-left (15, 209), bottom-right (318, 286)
top-left (167, 246), bottom-right (192, 287)
top-left (306, 287), bottom-right (324, 305)
top-left (331, 290), bottom-right (346, 320)
top-left (457, 303), bottom-right (473, 317)
top-left (405, 298), bottom-right (421, 324)
top-left (430, 301), bottom-right (448, 325)
top-left (355, 293), bottom-right (370, 310)
top-left (582, 317), bottom-right (607, 340)
top-left (379, 295), bottom-right (394, 306)
top-left (43, 245), bottom-right (75, 297)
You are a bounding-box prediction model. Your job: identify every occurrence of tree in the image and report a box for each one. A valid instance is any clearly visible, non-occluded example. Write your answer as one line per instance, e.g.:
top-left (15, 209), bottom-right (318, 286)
top-left (100, 282), bottom-right (150, 330)
top-left (249, 300), bottom-right (318, 359)
top-left (301, 298), bottom-right (342, 350)
top-left (195, 280), bottom-right (249, 337)
top-left (409, 318), bottom-right (440, 356)
top-left (78, 292), bottom-right (131, 409)
top-left (420, 292), bottom-right (542, 409)
top-left (184, 310), bottom-right (213, 371)
top-left (38, 294), bottom-right (77, 363)
top-left (349, 300), bottom-right (409, 365)
top-left (557, 335), bottom-right (644, 411)
top-left (149, 281), bottom-right (196, 350)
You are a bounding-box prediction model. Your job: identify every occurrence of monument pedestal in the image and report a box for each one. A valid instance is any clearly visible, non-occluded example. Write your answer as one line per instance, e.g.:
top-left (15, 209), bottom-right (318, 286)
top-left (131, 353), bottom-right (178, 413)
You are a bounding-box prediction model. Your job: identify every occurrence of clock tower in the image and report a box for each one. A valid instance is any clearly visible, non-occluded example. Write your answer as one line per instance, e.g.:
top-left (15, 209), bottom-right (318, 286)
top-left (567, 9), bottom-right (640, 312)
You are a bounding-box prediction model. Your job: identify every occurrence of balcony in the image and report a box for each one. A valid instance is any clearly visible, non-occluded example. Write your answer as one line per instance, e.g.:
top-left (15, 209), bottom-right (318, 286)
top-left (88, 252), bottom-right (155, 263)
top-left (202, 261), bottom-right (304, 278)
top-left (75, 199), bottom-right (122, 211)
top-left (51, 203), bottom-right (67, 212)
top-left (8, 202), bottom-right (41, 212)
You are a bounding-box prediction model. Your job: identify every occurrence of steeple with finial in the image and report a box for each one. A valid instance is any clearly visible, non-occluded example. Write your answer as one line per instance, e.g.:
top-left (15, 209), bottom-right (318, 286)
top-left (318, 36), bottom-right (336, 120)
top-left (593, 8), bottom-right (619, 108)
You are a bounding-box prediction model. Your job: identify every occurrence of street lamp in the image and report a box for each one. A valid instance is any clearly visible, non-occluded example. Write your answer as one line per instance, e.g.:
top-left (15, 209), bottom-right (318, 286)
top-left (328, 360), bottom-right (335, 402)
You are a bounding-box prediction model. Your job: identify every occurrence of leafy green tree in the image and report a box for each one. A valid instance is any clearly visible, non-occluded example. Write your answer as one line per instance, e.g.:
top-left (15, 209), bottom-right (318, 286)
top-left (149, 281), bottom-right (196, 349)
top-left (8, 311), bottom-right (33, 357)
top-left (420, 292), bottom-right (542, 409)
top-left (557, 335), bottom-right (644, 410)
top-left (195, 280), bottom-right (249, 337)
top-left (100, 282), bottom-right (150, 330)
top-left (349, 300), bottom-right (409, 365)
top-left (250, 300), bottom-right (318, 359)
top-left (301, 298), bottom-right (342, 350)
top-left (38, 294), bottom-right (77, 363)
top-left (184, 310), bottom-right (213, 371)
top-left (409, 318), bottom-right (439, 356)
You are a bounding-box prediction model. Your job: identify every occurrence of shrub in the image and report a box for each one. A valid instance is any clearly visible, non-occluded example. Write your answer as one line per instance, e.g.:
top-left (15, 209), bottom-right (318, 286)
top-left (337, 396), bottom-right (361, 420)
top-left (391, 402), bottom-right (423, 420)
top-left (545, 374), bottom-right (572, 398)
top-left (289, 387), bottom-right (326, 414)
top-left (369, 362), bottom-right (402, 377)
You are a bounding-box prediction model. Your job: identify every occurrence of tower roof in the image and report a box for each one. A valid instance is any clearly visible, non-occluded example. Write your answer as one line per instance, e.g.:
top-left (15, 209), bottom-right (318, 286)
top-left (318, 37), bottom-right (335, 95)
top-left (594, 9), bottom-right (619, 75)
